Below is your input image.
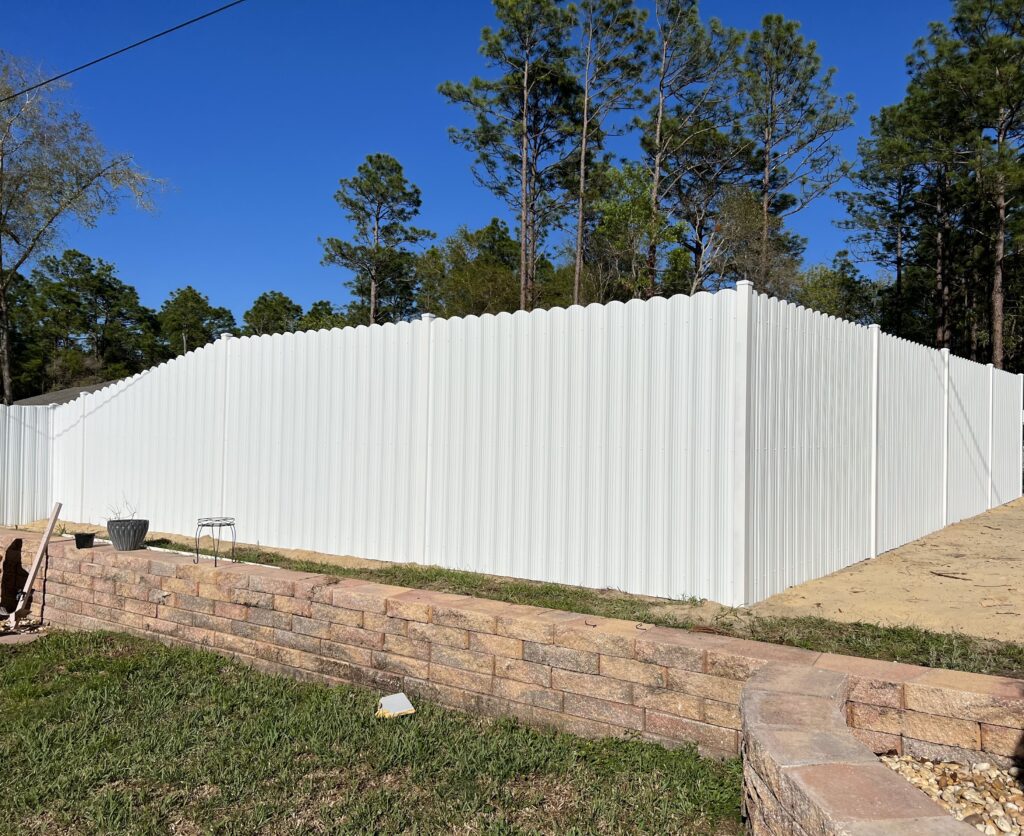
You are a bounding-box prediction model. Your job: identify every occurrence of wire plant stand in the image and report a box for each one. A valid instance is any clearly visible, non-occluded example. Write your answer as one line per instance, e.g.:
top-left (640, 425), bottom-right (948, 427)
top-left (194, 516), bottom-right (236, 566)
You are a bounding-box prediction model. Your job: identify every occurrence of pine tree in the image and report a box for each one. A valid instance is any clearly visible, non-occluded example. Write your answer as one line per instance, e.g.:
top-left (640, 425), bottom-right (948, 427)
top-left (440, 0), bottom-right (578, 310)
top-left (837, 108), bottom-right (919, 336)
top-left (568, 0), bottom-right (650, 304)
top-left (641, 0), bottom-right (742, 294)
top-left (737, 15), bottom-right (855, 291)
top-left (320, 154), bottom-right (432, 325)
top-left (947, 0), bottom-right (1024, 368)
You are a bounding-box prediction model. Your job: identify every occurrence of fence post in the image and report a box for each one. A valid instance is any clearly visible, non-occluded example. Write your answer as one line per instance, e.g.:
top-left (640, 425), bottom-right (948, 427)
top-left (941, 348), bottom-right (950, 525)
top-left (868, 324), bottom-right (880, 559)
top-left (987, 363), bottom-right (994, 509)
top-left (733, 280), bottom-right (753, 607)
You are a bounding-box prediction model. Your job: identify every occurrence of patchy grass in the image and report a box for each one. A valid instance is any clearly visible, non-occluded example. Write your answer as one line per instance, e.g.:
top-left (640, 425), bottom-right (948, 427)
top-left (0, 632), bottom-right (743, 835)
top-left (148, 538), bottom-right (1024, 681)
top-left (147, 538), bottom-right (708, 622)
top-left (743, 616), bottom-right (1024, 680)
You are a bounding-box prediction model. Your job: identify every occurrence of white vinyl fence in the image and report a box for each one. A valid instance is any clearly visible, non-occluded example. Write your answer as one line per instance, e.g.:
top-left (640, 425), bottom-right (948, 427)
top-left (1, 283), bottom-right (1021, 606)
top-left (0, 405), bottom-right (51, 526)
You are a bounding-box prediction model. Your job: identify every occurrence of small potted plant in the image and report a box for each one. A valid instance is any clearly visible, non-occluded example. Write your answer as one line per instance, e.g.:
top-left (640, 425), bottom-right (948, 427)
top-left (74, 532), bottom-right (95, 549)
top-left (105, 501), bottom-right (149, 551)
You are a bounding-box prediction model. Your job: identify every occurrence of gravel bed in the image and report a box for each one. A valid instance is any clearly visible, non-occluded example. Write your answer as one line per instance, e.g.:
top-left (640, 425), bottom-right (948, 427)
top-left (881, 754), bottom-right (1023, 834)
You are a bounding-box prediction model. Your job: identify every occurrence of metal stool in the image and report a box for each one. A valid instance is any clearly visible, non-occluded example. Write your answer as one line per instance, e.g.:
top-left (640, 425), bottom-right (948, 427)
top-left (194, 516), bottom-right (236, 566)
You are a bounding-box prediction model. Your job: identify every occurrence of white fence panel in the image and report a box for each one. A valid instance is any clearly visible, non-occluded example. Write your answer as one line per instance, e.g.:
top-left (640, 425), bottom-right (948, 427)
top-left (50, 396), bottom-right (83, 523)
top-left (51, 344), bottom-right (228, 537)
top-left (219, 323), bottom-right (431, 561)
top-left (992, 368), bottom-right (1023, 507)
top-left (425, 293), bottom-right (742, 604)
top-left (947, 356), bottom-right (993, 524)
top-left (0, 405), bottom-right (51, 526)
top-left (746, 297), bottom-right (874, 603)
top-left (876, 336), bottom-right (945, 552)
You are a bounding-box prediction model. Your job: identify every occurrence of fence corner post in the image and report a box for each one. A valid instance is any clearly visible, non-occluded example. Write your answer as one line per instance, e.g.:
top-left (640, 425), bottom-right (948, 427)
top-left (732, 280), bottom-right (753, 607)
top-left (868, 324), bottom-right (880, 559)
top-left (941, 348), bottom-right (950, 525)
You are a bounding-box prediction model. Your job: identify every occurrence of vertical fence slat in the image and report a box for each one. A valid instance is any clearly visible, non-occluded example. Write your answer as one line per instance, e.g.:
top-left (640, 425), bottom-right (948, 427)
top-left (869, 323), bottom-right (880, 559)
top-left (733, 280), bottom-right (753, 606)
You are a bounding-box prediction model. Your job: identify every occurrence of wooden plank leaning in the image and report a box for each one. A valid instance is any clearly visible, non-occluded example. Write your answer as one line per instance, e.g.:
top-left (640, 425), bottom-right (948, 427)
top-left (5, 501), bottom-right (62, 630)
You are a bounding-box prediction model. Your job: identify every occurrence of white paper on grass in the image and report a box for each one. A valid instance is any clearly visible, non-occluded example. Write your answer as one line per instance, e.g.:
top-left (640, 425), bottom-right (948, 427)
top-left (376, 692), bottom-right (415, 718)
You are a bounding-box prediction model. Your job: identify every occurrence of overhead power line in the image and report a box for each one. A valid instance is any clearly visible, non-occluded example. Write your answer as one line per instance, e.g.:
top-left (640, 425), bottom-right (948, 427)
top-left (1, 0), bottom-right (250, 104)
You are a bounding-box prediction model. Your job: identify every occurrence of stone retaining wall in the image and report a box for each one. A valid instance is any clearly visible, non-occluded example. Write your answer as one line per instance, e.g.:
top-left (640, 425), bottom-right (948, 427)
top-left (2, 528), bottom-right (1022, 832)
top-left (742, 664), bottom-right (974, 834)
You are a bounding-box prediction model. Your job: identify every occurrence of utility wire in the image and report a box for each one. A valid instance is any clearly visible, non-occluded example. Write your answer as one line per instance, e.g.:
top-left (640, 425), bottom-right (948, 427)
top-left (1, 0), bottom-right (250, 104)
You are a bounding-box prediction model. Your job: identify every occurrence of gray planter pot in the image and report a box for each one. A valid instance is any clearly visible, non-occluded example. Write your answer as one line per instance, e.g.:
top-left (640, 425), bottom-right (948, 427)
top-left (107, 519), bottom-right (149, 551)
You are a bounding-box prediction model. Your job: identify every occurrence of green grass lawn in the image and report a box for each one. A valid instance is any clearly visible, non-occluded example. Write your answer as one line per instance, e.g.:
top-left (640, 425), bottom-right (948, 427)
top-left (0, 632), bottom-right (743, 835)
top-left (149, 538), bottom-right (1024, 681)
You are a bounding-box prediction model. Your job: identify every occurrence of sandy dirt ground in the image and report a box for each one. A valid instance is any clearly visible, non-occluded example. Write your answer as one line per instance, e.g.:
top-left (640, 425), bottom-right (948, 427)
top-left (750, 498), bottom-right (1024, 643)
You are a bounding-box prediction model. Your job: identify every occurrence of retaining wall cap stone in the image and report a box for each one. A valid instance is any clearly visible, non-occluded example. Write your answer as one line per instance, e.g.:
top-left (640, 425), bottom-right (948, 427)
top-left (740, 665), bottom-right (976, 835)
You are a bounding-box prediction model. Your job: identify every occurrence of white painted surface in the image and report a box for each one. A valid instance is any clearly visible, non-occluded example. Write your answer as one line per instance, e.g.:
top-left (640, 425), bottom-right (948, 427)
top-left (423, 293), bottom-right (742, 604)
top-left (947, 355), bottom-right (994, 525)
top-left (746, 296), bottom-right (874, 603)
top-left (875, 335), bottom-right (946, 553)
top-left (1, 289), bottom-right (1021, 605)
top-left (0, 405), bottom-right (51, 526)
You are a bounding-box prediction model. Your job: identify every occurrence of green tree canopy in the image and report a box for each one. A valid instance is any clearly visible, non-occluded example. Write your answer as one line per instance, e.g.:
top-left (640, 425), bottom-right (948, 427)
top-left (159, 286), bottom-right (236, 355)
top-left (710, 186), bottom-right (804, 296)
top-left (416, 219), bottom-right (522, 317)
top-left (30, 249), bottom-right (162, 388)
top-left (243, 291), bottom-right (303, 336)
top-left (298, 300), bottom-right (348, 331)
top-left (794, 252), bottom-right (881, 325)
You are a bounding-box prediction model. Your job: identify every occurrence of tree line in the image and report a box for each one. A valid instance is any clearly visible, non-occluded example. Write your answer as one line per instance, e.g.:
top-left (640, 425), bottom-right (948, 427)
top-left (322, 1), bottom-right (859, 327)
top-left (2, 0), bottom-right (1022, 404)
top-left (322, 0), bottom-right (1024, 371)
top-left (4, 249), bottom-right (348, 398)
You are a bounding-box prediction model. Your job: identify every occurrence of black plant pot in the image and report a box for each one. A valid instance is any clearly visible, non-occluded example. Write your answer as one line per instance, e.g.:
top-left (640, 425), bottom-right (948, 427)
top-left (74, 532), bottom-right (95, 549)
top-left (107, 519), bottom-right (149, 551)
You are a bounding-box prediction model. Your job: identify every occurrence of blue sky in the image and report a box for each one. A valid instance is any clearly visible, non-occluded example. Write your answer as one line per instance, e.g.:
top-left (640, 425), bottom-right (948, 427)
top-left (7, 0), bottom-right (948, 319)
